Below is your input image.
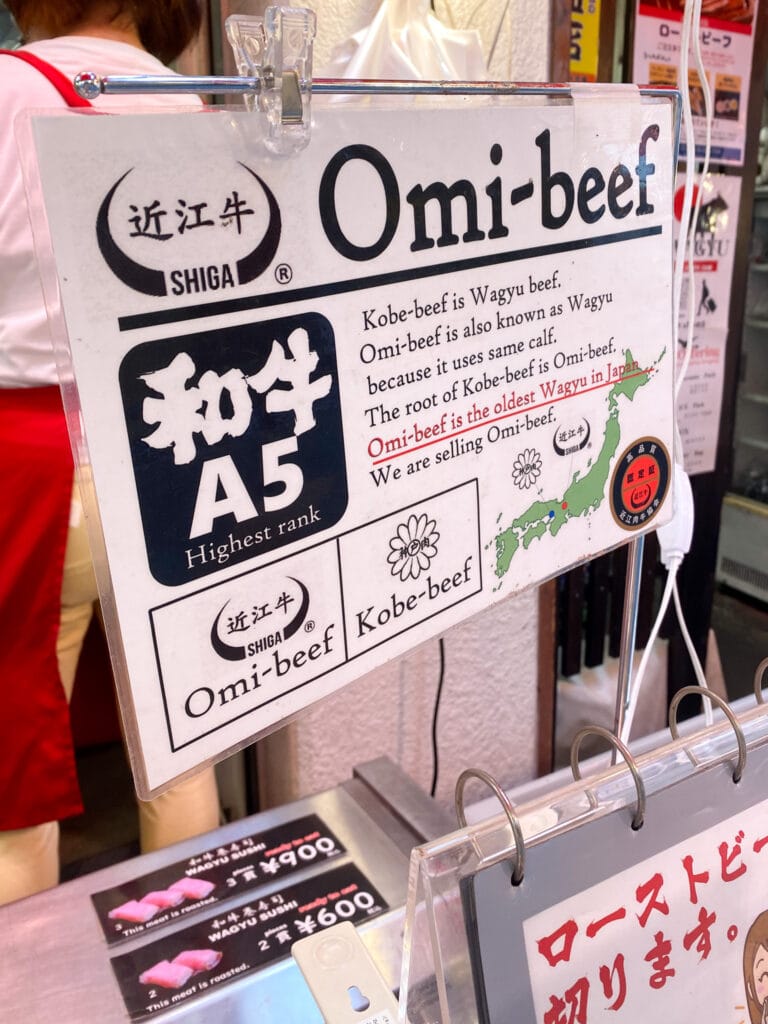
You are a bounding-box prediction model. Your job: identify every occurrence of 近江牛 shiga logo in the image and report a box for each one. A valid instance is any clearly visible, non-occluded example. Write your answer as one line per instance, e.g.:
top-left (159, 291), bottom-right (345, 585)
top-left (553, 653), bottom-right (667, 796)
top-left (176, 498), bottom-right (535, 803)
top-left (119, 313), bottom-right (347, 585)
top-left (209, 576), bottom-right (310, 663)
top-left (96, 163), bottom-right (281, 296)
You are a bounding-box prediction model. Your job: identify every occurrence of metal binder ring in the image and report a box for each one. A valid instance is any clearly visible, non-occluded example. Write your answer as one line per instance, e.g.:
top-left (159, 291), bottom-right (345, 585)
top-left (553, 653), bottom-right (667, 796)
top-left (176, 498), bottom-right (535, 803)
top-left (455, 768), bottom-right (525, 885)
top-left (570, 726), bottom-right (645, 831)
top-left (754, 658), bottom-right (768, 704)
top-left (669, 686), bottom-right (746, 784)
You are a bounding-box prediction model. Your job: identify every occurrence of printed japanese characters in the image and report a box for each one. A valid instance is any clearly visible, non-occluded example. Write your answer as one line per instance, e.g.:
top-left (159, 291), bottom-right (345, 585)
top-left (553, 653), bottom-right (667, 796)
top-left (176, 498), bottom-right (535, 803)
top-left (109, 864), bottom-right (387, 1020)
top-left (120, 316), bottom-right (345, 585)
top-left (525, 807), bottom-right (768, 1023)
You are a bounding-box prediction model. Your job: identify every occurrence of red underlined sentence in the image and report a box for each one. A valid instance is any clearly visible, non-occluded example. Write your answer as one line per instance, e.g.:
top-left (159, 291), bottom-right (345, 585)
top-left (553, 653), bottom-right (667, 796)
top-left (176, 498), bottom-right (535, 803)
top-left (370, 368), bottom-right (653, 465)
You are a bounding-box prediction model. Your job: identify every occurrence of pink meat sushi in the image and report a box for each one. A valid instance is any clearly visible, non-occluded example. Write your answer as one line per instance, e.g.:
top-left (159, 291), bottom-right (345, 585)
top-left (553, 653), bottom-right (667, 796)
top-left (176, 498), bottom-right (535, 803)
top-left (139, 960), bottom-right (194, 989)
top-left (108, 900), bottom-right (160, 923)
top-left (168, 877), bottom-right (215, 900)
top-left (172, 949), bottom-right (223, 972)
top-left (140, 890), bottom-right (186, 909)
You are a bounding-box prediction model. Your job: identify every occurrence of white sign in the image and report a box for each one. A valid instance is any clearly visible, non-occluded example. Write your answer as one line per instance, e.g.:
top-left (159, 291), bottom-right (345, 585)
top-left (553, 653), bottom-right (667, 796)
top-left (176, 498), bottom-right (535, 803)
top-left (673, 172), bottom-right (741, 475)
top-left (524, 798), bottom-right (768, 1023)
top-left (29, 94), bottom-right (676, 793)
top-left (677, 325), bottom-right (729, 475)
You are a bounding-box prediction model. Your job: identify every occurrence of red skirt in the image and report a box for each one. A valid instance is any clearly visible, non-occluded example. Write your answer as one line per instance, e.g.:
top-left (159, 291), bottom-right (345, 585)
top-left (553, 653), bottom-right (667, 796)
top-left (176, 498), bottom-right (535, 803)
top-left (0, 386), bottom-right (82, 828)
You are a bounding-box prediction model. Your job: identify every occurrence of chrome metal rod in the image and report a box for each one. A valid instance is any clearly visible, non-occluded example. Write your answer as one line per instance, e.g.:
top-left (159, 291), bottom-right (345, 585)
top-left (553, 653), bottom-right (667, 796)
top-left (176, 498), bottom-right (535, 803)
top-left (75, 71), bottom-right (678, 102)
top-left (613, 535), bottom-right (646, 754)
top-left (86, 73), bottom-right (262, 95)
top-left (312, 78), bottom-right (572, 96)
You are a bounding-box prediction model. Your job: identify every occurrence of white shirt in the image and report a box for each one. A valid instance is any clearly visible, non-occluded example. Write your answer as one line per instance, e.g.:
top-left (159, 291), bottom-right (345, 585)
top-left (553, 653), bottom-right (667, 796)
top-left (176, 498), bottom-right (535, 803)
top-left (0, 37), bottom-right (202, 387)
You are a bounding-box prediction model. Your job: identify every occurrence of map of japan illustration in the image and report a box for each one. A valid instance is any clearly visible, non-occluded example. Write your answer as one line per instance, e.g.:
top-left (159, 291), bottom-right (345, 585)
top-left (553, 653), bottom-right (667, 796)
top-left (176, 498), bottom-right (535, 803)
top-left (494, 346), bottom-right (668, 582)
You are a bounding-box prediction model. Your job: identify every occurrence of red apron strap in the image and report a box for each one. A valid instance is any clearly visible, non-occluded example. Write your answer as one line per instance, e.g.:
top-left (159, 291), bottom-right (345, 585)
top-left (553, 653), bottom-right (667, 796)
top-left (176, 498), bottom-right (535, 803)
top-left (0, 388), bottom-right (82, 829)
top-left (2, 49), bottom-right (93, 108)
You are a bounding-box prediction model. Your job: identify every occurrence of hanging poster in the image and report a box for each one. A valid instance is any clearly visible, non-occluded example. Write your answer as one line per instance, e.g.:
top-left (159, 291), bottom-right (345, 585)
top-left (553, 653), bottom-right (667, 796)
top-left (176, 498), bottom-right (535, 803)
top-left (675, 171), bottom-right (741, 335)
top-left (673, 171), bottom-right (741, 474)
top-left (676, 325), bottom-right (729, 474)
top-left (632, 0), bottom-right (760, 166)
top-left (26, 92), bottom-right (677, 794)
top-left (570, 0), bottom-right (602, 82)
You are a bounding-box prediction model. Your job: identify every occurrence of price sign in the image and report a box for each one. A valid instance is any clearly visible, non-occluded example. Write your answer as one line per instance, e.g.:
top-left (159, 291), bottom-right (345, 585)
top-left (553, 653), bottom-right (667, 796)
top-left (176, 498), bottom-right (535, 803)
top-left (91, 813), bottom-right (345, 945)
top-left (109, 863), bottom-right (387, 1020)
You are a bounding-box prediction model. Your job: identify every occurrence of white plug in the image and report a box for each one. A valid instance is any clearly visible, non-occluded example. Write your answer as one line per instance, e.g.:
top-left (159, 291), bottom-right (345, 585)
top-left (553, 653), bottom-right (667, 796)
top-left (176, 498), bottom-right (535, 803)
top-left (292, 922), bottom-right (398, 1023)
top-left (656, 462), bottom-right (694, 568)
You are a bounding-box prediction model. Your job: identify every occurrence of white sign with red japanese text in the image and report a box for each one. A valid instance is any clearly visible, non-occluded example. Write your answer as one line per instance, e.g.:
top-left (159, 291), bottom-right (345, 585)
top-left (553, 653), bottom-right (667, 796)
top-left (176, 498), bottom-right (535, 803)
top-left (465, 728), bottom-right (768, 1024)
top-left (27, 92), bottom-right (676, 794)
top-left (632, 0), bottom-right (760, 166)
top-left (525, 799), bottom-right (768, 1022)
top-left (676, 325), bottom-right (729, 474)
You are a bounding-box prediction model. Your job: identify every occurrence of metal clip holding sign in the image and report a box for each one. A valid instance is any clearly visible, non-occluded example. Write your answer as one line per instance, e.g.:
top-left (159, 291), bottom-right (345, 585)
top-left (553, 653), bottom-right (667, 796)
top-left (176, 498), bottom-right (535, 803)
top-left (76, 6), bottom-right (316, 154)
top-left (227, 6), bottom-right (314, 153)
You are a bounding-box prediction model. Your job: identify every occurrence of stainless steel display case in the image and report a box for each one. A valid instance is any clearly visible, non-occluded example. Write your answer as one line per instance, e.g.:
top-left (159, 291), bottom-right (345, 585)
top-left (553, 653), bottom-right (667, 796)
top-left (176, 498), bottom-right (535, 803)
top-left (0, 758), bottom-right (451, 1023)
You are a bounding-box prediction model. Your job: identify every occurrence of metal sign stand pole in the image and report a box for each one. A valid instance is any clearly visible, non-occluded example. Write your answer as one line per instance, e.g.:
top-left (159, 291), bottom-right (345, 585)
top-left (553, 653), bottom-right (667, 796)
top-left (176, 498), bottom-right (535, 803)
top-left (612, 535), bottom-right (645, 757)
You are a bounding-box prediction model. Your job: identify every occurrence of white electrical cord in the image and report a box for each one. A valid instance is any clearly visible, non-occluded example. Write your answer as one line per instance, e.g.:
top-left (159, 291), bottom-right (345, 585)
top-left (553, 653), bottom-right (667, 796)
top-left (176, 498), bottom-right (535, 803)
top-left (671, 0), bottom-right (698, 350)
top-left (670, 0), bottom-right (713, 720)
top-left (621, 0), bottom-right (716, 744)
top-left (621, 562), bottom-right (680, 742)
top-left (672, 580), bottom-right (713, 711)
top-left (676, 0), bottom-right (714, 402)
top-left (621, 460), bottom-right (713, 740)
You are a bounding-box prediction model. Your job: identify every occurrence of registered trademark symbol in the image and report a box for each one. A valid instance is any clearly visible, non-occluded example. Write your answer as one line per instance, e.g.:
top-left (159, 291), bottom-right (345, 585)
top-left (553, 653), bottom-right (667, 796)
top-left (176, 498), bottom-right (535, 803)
top-left (275, 263), bottom-right (293, 284)
top-left (304, 620), bottom-right (315, 633)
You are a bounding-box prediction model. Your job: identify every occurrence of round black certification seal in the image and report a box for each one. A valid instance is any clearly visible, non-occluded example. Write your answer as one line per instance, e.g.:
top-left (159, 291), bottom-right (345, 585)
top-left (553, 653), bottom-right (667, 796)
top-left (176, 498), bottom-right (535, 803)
top-left (610, 438), bottom-right (670, 530)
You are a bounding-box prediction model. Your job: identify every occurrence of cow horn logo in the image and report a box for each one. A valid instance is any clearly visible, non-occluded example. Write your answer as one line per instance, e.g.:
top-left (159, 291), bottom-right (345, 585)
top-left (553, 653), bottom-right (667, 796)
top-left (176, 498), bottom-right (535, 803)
top-left (209, 577), bottom-right (310, 662)
top-left (553, 418), bottom-right (591, 456)
top-left (96, 163), bottom-right (281, 296)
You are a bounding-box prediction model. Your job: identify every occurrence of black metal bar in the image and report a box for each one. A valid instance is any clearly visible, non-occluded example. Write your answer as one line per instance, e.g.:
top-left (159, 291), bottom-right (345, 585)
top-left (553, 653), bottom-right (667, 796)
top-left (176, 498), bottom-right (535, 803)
top-left (560, 566), bottom-right (587, 677)
top-left (584, 554), bottom-right (612, 667)
top-left (608, 545), bottom-right (628, 659)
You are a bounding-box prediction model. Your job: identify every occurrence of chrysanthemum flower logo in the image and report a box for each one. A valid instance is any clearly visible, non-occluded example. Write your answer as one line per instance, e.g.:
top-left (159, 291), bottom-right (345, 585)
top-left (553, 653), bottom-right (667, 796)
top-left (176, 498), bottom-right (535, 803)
top-left (512, 448), bottom-right (542, 489)
top-left (387, 513), bottom-right (440, 581)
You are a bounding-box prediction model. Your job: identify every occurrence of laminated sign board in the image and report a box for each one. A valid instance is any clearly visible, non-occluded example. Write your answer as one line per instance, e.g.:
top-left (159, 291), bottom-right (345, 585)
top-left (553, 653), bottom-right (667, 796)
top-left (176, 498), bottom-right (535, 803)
top-left (27, 89), bottom-right (677, 793)
top-left (461, 716), bottom-right (768, 1024)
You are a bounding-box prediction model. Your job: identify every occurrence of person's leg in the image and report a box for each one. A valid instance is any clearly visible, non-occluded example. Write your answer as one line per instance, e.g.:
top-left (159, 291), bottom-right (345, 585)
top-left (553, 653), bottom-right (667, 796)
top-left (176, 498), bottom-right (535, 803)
top-left (137, 767), bottom-right (220, 852)
top-left (63, 484), bottom-right (221, 851)
top-left (0, 822), bottom-right (60, 904)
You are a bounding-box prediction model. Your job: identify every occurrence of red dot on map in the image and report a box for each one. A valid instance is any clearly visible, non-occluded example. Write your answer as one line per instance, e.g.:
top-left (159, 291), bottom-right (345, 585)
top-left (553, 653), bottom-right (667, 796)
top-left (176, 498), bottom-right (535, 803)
top-left (561, 502), bottom-right (568, 510)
